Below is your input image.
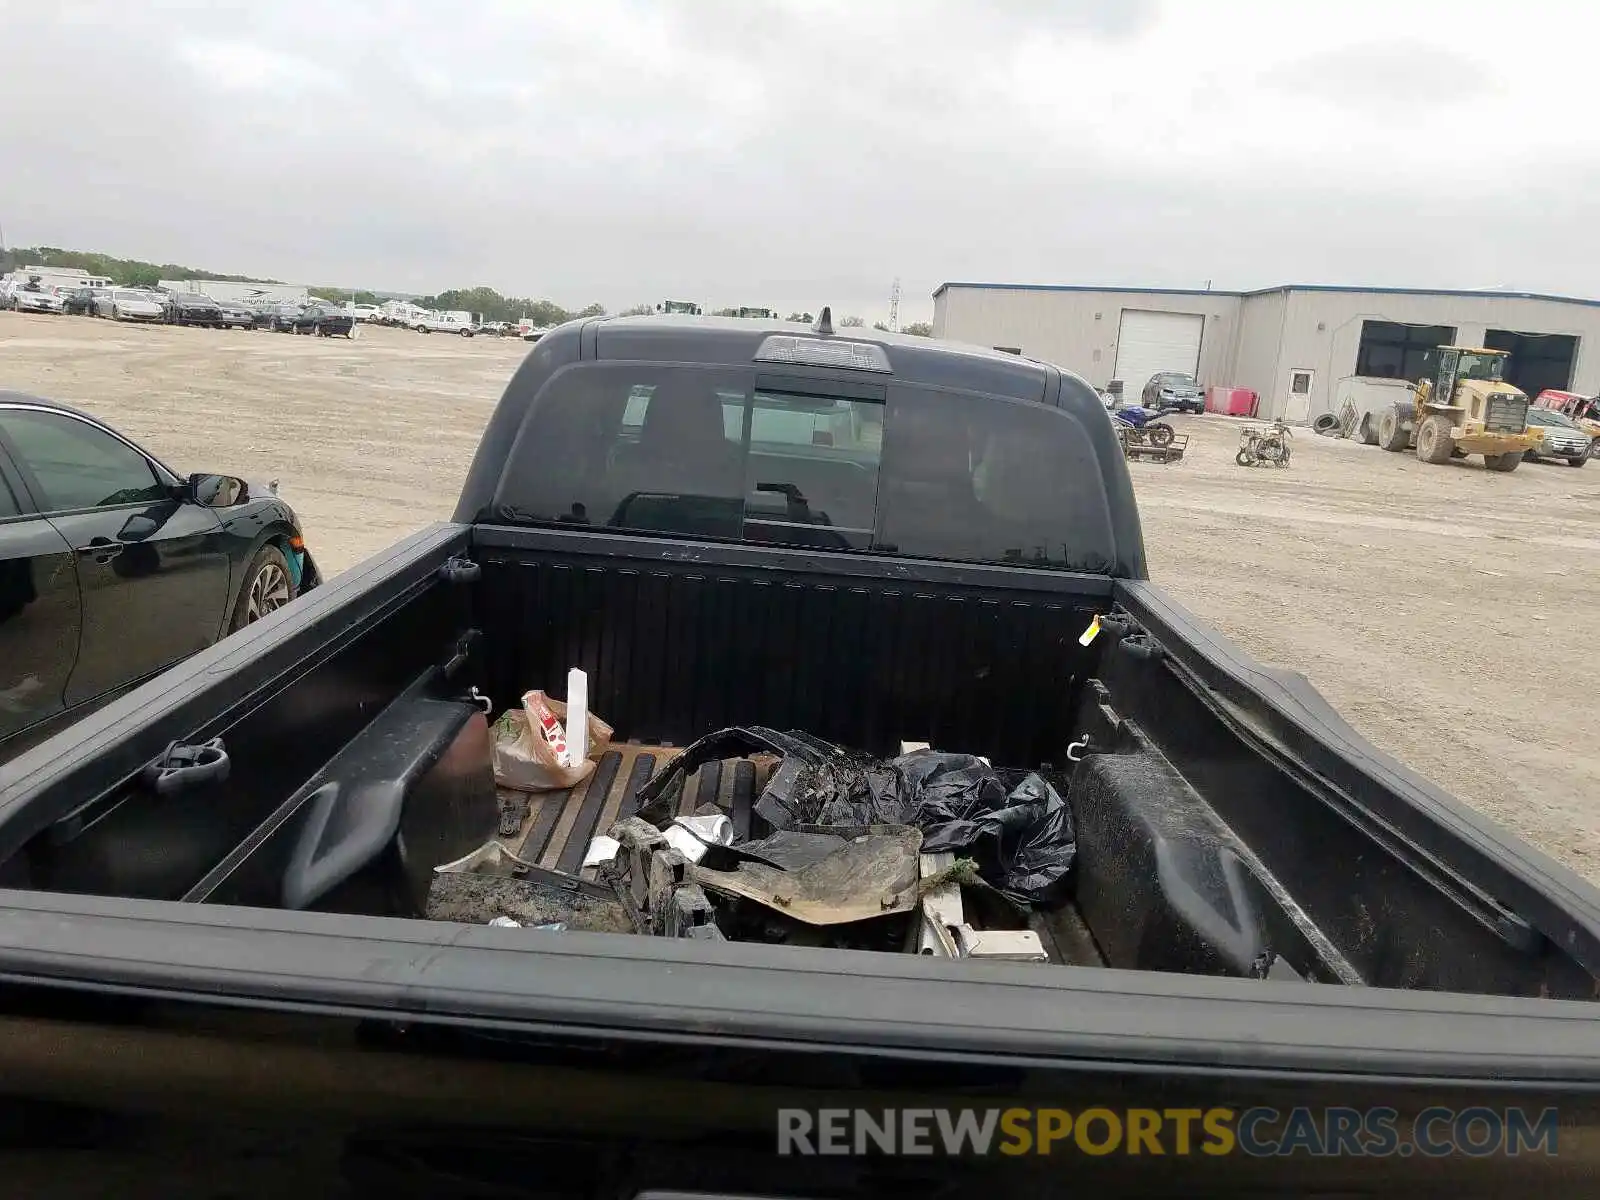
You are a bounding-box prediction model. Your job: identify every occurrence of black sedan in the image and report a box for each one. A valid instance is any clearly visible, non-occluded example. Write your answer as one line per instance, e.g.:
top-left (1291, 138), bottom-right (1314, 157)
top-left (215, 301), bottom-right (257, 330)
top-left (164, 292), bottom-right (224, 327)
top-left (62, 287), bottom-right (107, 316)
top-left (0, 393), bottom-right (321, 760)
top-left (260, 302), bottom-right (302, 332)
top-left (294, 302), bottom-right (356, 338)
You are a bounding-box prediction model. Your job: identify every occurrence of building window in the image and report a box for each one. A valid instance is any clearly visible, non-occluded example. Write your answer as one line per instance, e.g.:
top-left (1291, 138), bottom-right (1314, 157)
top-left (1355, 321), bottom-right (1454, 381)
top-left (1482, 330), bottom-right (1578, 398)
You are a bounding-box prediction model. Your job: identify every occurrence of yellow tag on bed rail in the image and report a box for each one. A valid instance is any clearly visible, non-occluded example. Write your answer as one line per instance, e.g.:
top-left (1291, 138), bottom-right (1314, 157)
top-left (1079, 614), bottom-right (1102, 646)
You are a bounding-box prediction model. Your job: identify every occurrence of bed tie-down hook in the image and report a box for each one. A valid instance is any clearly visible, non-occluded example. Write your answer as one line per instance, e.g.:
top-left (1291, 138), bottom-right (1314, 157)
top-left (468, 687), bottom-right (492, 714)
top-left (1067, 736), bottom-right (1092, 763)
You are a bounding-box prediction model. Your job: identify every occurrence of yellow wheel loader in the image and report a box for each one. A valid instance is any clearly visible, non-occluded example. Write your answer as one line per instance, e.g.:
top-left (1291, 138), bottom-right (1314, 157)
top-left (1375, 346), bottom-right (1543, 472)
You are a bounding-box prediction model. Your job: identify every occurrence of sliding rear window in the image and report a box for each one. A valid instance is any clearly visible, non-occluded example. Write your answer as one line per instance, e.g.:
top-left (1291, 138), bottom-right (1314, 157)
top-left (494, 364), bottom-right (1115, 571)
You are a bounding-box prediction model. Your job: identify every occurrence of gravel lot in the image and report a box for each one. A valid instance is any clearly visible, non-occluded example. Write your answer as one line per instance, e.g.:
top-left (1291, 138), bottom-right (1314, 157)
top-left (4, 312), bottom-right (1598, 881)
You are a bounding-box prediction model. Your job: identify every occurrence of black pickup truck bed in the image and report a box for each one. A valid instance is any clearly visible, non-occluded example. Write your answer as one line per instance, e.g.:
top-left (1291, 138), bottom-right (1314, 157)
top-left (1, 315), bottom-right (1599, 1196)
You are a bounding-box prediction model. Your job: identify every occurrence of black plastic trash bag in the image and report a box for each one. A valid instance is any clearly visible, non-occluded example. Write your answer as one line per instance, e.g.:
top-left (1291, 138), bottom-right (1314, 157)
top-left (634, 728), bottom-right (1075, 907)
top-left (944, 768), bottom-right (1075, 907)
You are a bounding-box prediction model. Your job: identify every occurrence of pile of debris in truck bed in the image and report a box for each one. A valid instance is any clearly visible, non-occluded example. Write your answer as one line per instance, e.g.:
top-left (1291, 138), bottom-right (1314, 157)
top-left (425, 726), bottom-right (1079, 963)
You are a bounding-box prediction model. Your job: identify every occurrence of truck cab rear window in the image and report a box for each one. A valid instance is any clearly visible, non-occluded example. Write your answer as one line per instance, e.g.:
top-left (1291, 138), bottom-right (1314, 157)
top-left (495, 365), bottom-right (1114, 571)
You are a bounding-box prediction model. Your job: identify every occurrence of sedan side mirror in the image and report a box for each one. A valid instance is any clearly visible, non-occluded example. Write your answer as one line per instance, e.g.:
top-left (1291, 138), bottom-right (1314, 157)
top-left (190, 473), bottom-right (249, 507)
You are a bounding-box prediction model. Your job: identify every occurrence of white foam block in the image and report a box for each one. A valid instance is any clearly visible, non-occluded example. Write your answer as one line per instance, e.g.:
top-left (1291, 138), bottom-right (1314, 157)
top-left (565, 667), bottom-right (588, 768)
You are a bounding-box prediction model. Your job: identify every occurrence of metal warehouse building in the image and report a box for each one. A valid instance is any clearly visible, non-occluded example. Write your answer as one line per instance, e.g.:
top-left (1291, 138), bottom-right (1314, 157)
top-left (932, 282), bottom-right (1600, 421)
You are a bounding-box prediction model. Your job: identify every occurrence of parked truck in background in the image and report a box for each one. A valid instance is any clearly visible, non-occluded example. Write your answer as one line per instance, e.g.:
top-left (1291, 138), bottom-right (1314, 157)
top-left (0, 314), bottom-right (1596, 1196)
top-left (412, 309), bottom-right (479, 336)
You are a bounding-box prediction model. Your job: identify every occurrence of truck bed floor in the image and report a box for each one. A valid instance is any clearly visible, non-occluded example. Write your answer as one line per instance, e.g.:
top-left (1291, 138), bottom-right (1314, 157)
top-left (507, 744), bottom-right (777, 880)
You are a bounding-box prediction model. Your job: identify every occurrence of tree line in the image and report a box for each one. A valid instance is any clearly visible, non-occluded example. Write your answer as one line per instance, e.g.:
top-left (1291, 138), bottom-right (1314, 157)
top-left (1, 245), bottom-right (282, 289)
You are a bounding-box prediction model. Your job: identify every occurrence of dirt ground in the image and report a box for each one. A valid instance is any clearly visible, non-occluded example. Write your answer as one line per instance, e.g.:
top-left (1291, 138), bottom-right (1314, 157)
top-left (4, 313), bottom-right (1598, 882)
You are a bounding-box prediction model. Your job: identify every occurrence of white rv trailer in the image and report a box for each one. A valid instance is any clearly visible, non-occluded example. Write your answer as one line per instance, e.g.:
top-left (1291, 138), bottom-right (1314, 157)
top-left (4, 265), bottom-right (111, 292)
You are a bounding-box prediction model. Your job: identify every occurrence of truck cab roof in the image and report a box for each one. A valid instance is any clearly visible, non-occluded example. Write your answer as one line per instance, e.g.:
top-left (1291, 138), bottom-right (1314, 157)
top-left (575, 313), bottom-right (1059, 403)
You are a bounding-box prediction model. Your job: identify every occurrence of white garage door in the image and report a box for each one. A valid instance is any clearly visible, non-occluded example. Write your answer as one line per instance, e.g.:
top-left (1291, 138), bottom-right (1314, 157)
top-left (1112, 309), bottom-right (1204, 399)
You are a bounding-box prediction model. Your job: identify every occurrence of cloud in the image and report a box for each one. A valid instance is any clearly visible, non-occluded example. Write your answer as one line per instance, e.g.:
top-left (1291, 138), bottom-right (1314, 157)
top-left (0, 0), bottom-right (1595, 320)
top-left (1261, 41), bottom-right (1503, 113)
top-left (176, 38), bottom-right (344, 93)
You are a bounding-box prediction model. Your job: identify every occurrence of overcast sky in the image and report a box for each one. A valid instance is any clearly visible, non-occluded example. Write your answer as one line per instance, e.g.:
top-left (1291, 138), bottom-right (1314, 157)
top-left (2, 0), bottom-right (1591, 320)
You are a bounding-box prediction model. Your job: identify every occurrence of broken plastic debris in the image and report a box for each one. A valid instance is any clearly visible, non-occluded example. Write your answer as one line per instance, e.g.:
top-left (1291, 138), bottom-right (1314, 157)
top-left (487, 916), bottom-right (568, 931)
top-left (583, 835), bottom-right (621, 868)
top-left (1079, 614), bottom-right (1102, 646)
top-left (689, 826), bottom-right (922, 925)
top-left (662, 813), bottom-right (735, 864)
top-left (954, 927), bottom-right (1049, 962)
top-left (435, 840), bottom-right (529, 875)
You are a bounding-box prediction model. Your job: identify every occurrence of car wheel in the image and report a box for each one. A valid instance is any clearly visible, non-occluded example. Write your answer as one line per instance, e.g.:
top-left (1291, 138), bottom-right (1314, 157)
top-left (229, 544), bottom-right (297, 632)
top-left (1569, 456), bottom-right (1587, 468)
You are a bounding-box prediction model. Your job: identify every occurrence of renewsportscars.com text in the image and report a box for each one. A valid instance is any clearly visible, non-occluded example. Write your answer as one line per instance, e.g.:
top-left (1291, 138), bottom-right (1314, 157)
top-left (776, 1106), bottom-right (1559, 1158)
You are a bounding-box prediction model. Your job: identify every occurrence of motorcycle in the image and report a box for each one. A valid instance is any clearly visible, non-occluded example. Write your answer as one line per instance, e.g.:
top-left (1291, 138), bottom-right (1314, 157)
top-left (1236, 418), bottom-right (1293, 468)
top-left (1112, 405), bottom-right (1176, 448)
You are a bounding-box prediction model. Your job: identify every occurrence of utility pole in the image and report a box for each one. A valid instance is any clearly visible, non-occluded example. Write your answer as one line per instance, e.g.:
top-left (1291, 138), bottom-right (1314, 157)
top-left (888, 277), bottom-right (901, 332)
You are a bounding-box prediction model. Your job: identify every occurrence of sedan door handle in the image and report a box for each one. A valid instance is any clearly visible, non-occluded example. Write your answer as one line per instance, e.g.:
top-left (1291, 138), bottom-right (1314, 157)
top-left (75, 537), bottom-right (125, 562)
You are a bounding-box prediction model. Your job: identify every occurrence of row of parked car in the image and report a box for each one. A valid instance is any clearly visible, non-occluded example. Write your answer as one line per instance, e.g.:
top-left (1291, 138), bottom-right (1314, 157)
top-left (364, 309), bottom-right (554, 341)
top-left (1, 281), bottom-right (355, 338)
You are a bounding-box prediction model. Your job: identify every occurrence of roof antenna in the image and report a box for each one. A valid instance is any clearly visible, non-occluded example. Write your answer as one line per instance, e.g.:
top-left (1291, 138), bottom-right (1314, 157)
top-left (813, 306), bottom-right (834, 336)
